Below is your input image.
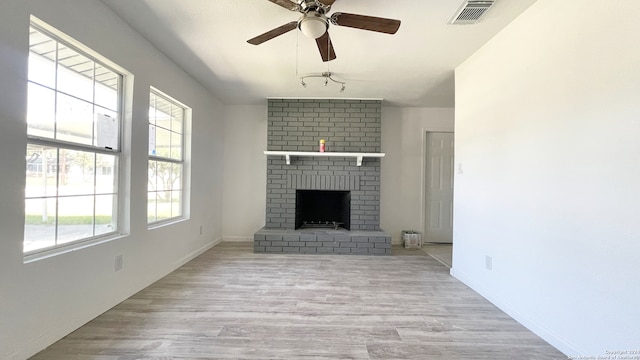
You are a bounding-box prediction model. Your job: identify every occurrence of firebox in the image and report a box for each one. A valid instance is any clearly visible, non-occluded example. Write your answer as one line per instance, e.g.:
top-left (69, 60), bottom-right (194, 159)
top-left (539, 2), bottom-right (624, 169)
top-left (295, 190), bottom-right (351, 230)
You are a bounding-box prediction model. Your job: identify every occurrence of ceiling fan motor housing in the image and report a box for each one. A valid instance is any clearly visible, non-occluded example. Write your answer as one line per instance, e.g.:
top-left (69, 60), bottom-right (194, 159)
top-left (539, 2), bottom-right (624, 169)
top-left (299, 0), bottom-right (331, 14)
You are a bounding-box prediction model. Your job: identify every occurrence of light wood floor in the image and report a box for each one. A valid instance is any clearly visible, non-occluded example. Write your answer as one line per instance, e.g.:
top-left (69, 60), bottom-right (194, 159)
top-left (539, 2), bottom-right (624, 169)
top-left (422, 243), bottom-right (453, 268)
top-left (31, 242), bottom-right (565, 359)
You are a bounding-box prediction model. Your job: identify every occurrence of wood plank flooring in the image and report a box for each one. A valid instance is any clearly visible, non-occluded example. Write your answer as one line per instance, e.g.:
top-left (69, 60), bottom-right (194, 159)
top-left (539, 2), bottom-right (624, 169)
top-left (422, 243), bottom-right (453, 268)
top-left (31, 242), bottom-right (566, 359)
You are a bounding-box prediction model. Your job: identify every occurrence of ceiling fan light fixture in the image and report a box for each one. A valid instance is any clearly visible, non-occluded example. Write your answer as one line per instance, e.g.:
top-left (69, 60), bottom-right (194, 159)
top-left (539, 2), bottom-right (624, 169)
top-left (298, 13), bottom-right (328, 39)
top-left (299, 71), bottom-right (346, 92)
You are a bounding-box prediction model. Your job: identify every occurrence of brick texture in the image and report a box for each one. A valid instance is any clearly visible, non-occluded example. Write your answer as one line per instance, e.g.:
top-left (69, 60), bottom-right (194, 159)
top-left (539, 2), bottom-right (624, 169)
top-left (254, 230), bottom-right (392, 255)
top-left (265, 99), bottom-right (382, 231)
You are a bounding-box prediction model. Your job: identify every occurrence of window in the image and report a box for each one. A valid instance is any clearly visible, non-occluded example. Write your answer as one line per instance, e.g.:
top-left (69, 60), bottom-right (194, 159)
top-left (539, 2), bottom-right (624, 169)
top-left (24, 22), bottom-right (123, 254)
top-left (147, 89), bottom-right (186, 224)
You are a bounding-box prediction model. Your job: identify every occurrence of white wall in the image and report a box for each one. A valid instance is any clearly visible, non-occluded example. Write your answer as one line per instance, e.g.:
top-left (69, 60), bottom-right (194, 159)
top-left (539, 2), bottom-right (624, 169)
top-left (222, 105), bottom-right (267, 241)
top-left (221, 105), bottom-right (454, 243)
top-left (381, 107), bottom-right (454, 243)
top-left (0, 1), bottom-right (224, 358)
top-left (453, 0), bottom-right (640, 356)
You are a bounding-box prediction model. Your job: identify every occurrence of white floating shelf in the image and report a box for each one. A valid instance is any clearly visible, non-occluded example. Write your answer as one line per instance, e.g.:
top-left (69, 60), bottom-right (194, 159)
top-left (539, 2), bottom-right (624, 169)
top-left (264, 151), bottom-right (385, 166)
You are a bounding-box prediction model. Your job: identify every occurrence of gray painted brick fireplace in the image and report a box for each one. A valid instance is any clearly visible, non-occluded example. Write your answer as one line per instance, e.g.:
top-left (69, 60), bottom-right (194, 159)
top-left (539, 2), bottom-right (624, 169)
top-left (254, 99), bottom-right (391, 255)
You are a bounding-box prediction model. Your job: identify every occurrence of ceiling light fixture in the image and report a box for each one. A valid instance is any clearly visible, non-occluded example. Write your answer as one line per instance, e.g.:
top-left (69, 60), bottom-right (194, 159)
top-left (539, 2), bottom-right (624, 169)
top-left (298, 12), bottom-right (328, 39)
top-left (295, 23), bottom-right (345, 93)
top-left (299, 72), bottom-right (346, 92)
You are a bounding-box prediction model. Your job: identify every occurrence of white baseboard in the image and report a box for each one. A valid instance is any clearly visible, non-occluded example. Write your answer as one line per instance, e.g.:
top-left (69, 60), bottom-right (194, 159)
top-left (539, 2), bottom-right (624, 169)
top-left (450, 268), bottom-right (582, 356)
top-left (174, 237), bottom-right (222, 267)
top-left (222, 236), bottom-right (253, 242)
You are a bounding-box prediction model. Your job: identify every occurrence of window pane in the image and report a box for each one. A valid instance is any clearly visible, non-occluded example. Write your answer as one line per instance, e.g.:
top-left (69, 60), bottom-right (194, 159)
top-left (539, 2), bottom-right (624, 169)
top-left (57, 44), bottom-right (93, 102)
top-left (170, 131), bottom-right (182, 160)
top-left (29, 27), bottom-right (58, 88)
top-left (149, 124), bottom-right (157, 156)
top-left (56, 93), bottom-right (93, 145)
top-left (171, 107), bottom-right (183, 134)
top-left (96, 153), bottom-right (117, 194)
top-left (95, 194), bottom-right (116, 236)
top-left (160, 163), bottom-right (171, 192)
top-left (57, 195), bottom-right (94, 244)
top-left (155, 126), bottom-right (171, 159)
top-left (148, 160), bottom-right (158, 191)
top-left (148, 92), bottom-right (157, 126)
top-left (172, 163), bottom-right (182, 191)
top-left (58, 149), bottom-right (95, 196)
top-left (27, 83), bottom-right (56, 138)
top-left (159, 161), bottom-right (175, 191)
top-left (25, 144), bottom-right (58, 198)
top-left (154, 96), bottom-right (172, 131)
top-left (147, 192), bottom-right (157, 223)
top-left (156, 191), bottom-right (171, 221)
top-left (148, 161), bottom-right (180, 193)
top-left (171, 190), bottom-right (182, 218)
top-left (28, 53), bottom-right (56, 89)
top-left (28, 28), bottom-right (56, 88)
top-left (24, 198), bottom-right (56, 252)
top-left (94, 64), bottom-right (118, 111)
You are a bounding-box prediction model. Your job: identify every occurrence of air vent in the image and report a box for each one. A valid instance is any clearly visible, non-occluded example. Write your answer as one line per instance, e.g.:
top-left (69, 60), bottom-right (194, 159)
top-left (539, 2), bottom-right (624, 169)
top-left (449, 0), bottom-right (495, 24)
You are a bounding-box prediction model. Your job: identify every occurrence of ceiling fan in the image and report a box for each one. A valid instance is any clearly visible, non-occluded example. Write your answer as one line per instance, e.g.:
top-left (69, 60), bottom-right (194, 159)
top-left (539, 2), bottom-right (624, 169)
top-left (247, 0), bottom-right (401, 62)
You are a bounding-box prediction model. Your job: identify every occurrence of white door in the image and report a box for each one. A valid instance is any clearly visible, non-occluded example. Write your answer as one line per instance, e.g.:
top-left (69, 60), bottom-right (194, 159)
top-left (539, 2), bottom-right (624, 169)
top-left (424, 132), bottom-right (454, 243)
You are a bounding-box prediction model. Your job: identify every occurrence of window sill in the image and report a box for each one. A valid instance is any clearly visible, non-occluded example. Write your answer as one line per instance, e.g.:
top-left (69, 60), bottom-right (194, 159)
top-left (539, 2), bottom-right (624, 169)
top-left (23, 232), bottom-right (127, 264)
top-left (147, 216), bottom-right (188, 230)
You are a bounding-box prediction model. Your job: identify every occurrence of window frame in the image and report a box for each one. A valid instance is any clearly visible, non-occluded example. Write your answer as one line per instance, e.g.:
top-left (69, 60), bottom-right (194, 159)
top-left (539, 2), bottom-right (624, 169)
top-left (147, 88), bottom-right (188, 226)
top-left (24, 19), bottom-right (126, 258)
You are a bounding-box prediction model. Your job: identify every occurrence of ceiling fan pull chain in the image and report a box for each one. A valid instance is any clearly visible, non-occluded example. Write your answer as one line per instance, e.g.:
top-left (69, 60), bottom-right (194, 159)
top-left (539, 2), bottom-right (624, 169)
top-left (327, 35), bottom-right (330, 67)
top-left (295, 29), bottom-right (299, 76)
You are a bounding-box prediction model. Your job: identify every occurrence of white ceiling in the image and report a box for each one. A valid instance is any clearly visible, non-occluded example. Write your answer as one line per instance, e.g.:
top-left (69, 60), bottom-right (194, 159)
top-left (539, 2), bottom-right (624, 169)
top-left (100, 0), bottom-right (536, 107)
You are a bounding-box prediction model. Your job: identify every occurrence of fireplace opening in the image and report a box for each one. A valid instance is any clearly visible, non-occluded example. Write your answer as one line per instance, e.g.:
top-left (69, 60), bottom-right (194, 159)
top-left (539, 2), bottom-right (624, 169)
top-left (295, 190), bottom-right (351, 230)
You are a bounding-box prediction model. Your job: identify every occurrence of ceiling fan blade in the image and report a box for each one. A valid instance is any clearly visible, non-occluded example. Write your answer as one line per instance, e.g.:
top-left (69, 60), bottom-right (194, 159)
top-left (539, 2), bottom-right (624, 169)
top-left (316, 32), bottom-right (336, 62)
top-left (319, 0), bottom-right (336, 5)
top-left (247, 21), bottom-right (298, 45)
top-left (331, 12), bottom-right (401, 34)
top-left (267, 0), bottom-right (301, 11)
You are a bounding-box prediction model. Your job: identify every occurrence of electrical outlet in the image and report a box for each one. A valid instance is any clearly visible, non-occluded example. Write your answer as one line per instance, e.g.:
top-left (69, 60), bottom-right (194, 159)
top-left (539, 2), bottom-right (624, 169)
top-left (114, 254), bottom-right (123, 272)
top-left (485, 255), bottom-right (492, 271)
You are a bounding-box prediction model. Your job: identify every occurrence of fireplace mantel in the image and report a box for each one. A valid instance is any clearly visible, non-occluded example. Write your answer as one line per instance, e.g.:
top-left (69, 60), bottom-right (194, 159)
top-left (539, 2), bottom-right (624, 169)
top-left (264, 151), bottom-right (385, 166)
